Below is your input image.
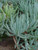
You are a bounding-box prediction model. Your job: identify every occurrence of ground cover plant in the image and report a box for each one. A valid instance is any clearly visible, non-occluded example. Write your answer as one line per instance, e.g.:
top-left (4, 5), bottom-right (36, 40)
top-left (0, 0), bottom-right (38, 50)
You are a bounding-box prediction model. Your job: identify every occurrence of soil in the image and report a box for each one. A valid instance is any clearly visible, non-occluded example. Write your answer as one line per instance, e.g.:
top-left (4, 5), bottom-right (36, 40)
top-left (0, 38), bottom-right (15, 50)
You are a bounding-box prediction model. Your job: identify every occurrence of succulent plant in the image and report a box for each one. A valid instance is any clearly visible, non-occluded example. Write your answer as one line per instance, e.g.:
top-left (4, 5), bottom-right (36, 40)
top-left (0, 0), bottom-right (38, 50)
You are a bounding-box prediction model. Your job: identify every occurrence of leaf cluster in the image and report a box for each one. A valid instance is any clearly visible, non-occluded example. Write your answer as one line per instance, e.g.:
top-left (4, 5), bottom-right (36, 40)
top-left (0, 0), bottom-right (38, 50)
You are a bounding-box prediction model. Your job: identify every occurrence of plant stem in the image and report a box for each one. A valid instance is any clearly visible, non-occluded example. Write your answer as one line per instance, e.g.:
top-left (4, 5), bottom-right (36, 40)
top-left (13, 36), bottom-right (19, 50)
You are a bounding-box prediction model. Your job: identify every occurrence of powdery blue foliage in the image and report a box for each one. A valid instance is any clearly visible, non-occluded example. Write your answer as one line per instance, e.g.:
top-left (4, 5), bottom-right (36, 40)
top-left (0, 0), bottom-right (38, 50)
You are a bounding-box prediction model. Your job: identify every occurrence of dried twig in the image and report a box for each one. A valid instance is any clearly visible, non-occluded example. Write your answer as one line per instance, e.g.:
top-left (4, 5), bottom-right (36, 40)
top-left (13, 36), bottom-right (19, 50)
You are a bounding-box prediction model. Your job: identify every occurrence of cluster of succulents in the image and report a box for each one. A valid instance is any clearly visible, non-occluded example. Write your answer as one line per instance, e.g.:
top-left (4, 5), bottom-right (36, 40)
top-left (0, 0), bottom-right (38, 50)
